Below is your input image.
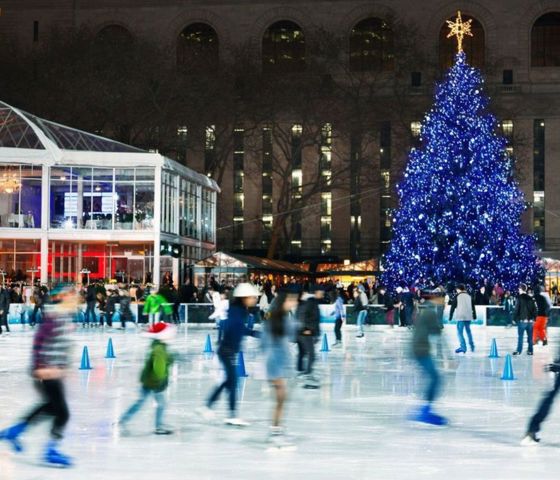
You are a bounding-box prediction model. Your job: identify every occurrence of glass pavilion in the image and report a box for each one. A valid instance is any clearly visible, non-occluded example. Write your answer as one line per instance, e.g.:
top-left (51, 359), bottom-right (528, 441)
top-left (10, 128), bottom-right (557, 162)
top-left (0, 101), bottom-right (219, 286)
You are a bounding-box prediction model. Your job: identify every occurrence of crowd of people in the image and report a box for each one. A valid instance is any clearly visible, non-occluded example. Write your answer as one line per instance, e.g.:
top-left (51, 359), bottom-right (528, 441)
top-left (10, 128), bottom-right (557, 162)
top-left (1, 275), bottom-right (560, 465)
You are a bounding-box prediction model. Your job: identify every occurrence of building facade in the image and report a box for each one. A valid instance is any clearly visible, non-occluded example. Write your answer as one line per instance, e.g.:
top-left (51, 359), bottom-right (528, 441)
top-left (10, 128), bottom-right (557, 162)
top-left (1, 0), bottom-right (560, 260)
top-left (0, 101), bottom-right (218, 287)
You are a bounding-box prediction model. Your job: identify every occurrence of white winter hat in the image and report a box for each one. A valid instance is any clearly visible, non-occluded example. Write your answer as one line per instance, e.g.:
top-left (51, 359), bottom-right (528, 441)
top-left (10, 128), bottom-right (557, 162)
top-left (233, 283), bottom-right (259, 297)
top-left (396, 286), bottom-right (403, 293)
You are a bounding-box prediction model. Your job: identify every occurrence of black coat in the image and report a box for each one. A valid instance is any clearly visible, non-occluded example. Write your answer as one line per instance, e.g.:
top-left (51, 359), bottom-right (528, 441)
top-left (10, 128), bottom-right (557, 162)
top-left (514, 293), bottom-right (537, 322)
top-left (298, 297), bottom-right (321, 337)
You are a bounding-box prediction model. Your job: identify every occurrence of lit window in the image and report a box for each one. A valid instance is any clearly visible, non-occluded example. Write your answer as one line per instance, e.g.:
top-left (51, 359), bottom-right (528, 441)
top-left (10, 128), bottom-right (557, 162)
top-left (262, 21), bottom-right (305, 73)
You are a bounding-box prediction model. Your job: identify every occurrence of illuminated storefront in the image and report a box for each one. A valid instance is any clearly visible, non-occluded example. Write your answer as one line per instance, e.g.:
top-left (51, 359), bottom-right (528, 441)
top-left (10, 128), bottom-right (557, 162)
top-left (0, 101), bottom-right (218, 286)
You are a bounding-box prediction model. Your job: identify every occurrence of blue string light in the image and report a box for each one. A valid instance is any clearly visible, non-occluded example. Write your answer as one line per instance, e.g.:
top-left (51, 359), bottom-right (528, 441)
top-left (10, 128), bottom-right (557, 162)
top-left (382, 52), bottom-right (542, 289)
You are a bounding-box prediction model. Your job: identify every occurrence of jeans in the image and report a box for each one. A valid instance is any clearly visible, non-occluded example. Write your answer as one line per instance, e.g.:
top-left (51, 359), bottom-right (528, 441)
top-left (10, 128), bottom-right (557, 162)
top-left (148, 312), bottom-right (160, 325)
top-left (297, 335), bottom-right (316, 375)
top-left (0, 312), bottom-right (9, 333)
top-left (457, 320), bottom-right (474, 352)
top-left (416, 356), bottom-right (441, 403)
top-left (207, 349), bottom-right (237, 415)
top-left (528, 373), bottom-right (560, 434)
top-left (25, 379), bottom-right (70, 439)
top-left (516, 321), bottom-right (534, 354)
top-left (121, 388), bottom-right (166, 429)
top-left (84, 301), bottom-right (96, 324)
top-left (356, 310), bottom-right (368, 335)
top-left (30, 304), bottom-right (43, 326)
top-left (334, 318), bottom-right (343, 341)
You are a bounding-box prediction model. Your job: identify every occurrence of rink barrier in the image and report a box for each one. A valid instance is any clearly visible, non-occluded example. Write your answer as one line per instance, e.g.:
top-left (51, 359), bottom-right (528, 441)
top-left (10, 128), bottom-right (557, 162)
top-left (7, 303), bottom-right (560, 328)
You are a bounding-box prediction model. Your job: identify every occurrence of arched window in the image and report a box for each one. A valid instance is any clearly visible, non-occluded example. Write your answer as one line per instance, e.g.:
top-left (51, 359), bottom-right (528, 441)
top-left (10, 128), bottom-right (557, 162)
top-left (532, 13), bottom-right (560, 67)
top-left (439, 15), bottom-right (485, 69)
top-left (349, 17), bottom-right (394, 72)
top-left (262, 21), bottom-right (305, 72)
top-left (96, 25), bottom-right (133, 47)
top-left (177, 23), bottom-right (219, 70)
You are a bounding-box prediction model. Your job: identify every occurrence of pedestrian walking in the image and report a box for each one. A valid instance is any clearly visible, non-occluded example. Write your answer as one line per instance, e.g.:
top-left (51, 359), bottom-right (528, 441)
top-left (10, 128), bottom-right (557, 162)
top-left (449, 284), bottom-right (476, 354)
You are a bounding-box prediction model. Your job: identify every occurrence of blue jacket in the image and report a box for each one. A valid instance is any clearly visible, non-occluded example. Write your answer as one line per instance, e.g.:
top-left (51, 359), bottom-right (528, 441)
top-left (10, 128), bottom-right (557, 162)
top-left (219, 304), bottom-right (258, 353)
top-left (334, 296), bottom-right (345, 320)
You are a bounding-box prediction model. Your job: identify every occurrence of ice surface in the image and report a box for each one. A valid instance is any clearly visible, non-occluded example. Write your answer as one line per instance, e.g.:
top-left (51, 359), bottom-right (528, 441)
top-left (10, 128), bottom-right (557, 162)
top-left (1, 323), bottom-right (560, 480)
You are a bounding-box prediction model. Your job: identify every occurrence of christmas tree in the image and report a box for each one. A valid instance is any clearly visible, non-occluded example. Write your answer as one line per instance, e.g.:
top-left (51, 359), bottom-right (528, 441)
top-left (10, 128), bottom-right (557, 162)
top-left (382, 13), bottom-right (541, 289)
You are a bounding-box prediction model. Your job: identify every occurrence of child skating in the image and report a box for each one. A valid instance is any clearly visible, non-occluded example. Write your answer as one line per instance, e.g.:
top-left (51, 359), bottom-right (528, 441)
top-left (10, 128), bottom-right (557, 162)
top-left (118, 322), bottom-right (176, 435)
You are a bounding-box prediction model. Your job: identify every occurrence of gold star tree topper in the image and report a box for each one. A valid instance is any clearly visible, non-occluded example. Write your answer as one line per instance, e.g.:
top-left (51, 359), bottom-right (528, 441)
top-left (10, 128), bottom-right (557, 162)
top-left (446, 11), bottom-right (473, 52)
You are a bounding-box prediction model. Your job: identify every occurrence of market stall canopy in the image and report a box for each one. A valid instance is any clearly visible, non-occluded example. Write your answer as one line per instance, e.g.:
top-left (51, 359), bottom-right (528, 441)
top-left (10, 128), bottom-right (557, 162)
top-left (314, 259), bottom-right (379, 276)
top-left (195, 252), bottom-right (308, 275)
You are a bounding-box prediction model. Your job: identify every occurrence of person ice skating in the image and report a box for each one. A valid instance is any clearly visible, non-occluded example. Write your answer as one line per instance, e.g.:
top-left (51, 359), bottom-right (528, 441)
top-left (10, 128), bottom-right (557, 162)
top-left (197, 283), bottom-right (259, 426)
top-left (0, 284), bottom-right (75, 467)
top-left (297, 285), bottom-right (323, 389)
top-left (533, 285), bottom-right (551, 346)
top-left (521, 353), bottom-right (560, 445)
top-left (396, 285), bottom-right (414, 328)
top-left (354, 285), bottom-right (369, 338)
top-left (512, 283), bottom-right (537, 356)
top-left (143, 289), bottom-right (172, 324)
top-left (410, 295), bottom-right (448, 426)
top-left (449, 284), bottom-right (476, 354)
top-left (118, 322), bottom-right (176, 435)
top-left (501, 290), bottom-right (515, 328)
top-left (0, 285), bottom-right (10, 335)
top-left (377, 286), bottom-right (395, 328)
top-left (209, 289), bottom-right (229, 342)
top-left (83, 283), bottom-right (97, 326)
top-left (262, 289), bottom-right (298, 449)
top-left (332, 289), bottom-right (346, 347)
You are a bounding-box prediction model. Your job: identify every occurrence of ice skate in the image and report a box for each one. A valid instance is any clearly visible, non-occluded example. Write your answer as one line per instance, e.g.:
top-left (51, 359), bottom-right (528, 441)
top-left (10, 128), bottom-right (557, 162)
top-left (303, 375), bottom-right (320, 389)
top-left (44, 442), bottom-right (73, 468)
top-left (521, 432), bottom-right (540, 446)
top-left (224, 417), bottom-right (250, 427)
top-left (0, 422), bottom-right (26, 452)
top-left (410, 405), bottom-right (448, 426)
top-left (455, 347), bottom-right (466, 354)
top-left (267, 427), bottom-right (297, 452)
top-left (155, 427), bottom-right (173, 435)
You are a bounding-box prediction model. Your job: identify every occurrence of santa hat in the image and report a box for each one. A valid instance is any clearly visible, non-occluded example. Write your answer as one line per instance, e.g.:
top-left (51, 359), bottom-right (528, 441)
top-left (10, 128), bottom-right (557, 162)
top-left (142, 322), bottom-right (176, 341)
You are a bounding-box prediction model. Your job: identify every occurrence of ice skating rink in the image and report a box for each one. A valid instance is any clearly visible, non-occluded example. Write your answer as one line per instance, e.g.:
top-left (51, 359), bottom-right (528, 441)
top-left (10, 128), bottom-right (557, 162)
top-left (1, 324), bottom-right (560, 480)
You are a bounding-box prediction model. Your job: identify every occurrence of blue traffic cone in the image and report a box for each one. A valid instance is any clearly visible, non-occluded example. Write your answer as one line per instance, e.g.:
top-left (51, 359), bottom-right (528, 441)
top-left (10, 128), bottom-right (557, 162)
top-left (79, 346), bottom-right (92, 370)
top-left (320, 333), bottom-right (330, 352)
top-left (105, 338), bottom-right (116, 359)
top-left (237, 351), bottom-right (248, 377)
top-left (489, 338), bottom-right (499, 358)
top-left (203, 334), bottom-right (213, 354)
top-left (501, 354), bottom-right (515, 381)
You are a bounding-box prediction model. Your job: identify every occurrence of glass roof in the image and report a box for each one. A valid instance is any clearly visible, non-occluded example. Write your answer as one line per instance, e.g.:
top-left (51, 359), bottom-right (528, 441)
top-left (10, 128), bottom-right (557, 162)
top-left (0, 101), bottom-right (145, 153)
top-left (0, 105), bottom-right (44, 149)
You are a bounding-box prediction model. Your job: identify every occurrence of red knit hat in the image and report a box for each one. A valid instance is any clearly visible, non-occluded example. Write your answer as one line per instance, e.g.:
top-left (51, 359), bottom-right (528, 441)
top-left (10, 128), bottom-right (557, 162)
top-left (143, 322), bottom-right (176, 340)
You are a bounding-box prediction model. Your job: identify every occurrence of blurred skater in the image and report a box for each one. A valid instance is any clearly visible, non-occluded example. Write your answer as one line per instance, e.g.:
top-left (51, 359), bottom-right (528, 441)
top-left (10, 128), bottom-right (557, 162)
top-left (297, 285), bottom-right (323, 389)
top-left (143, 289), bottom-right (172, 324)
top-left (197, 283), bottom-right (259, 426)
top-left (533, 285), bottom-right (551, 346)
top-left (118, 322), bottom-right (176, 435)
top-left (449, 284), bottom-right (476, 354)
top-left (409, 296), bottom-right (448, 426)
top-left (353, 285), bottom-right (369, 338)
top-left (513, 283), bottom-right (537, 356)
top-left (0, 285), bottom-right (75, 467)
top-left (521, 353), bottom-right (560, 445)
top-left (262, 289), bottom-right (298, 449)
top-left (332, 289), bottom-right (346, 347)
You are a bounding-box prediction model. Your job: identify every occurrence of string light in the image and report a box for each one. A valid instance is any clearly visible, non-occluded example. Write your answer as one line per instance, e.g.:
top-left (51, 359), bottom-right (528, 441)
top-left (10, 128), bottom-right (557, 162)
top-left (381, 51), bottom-right (542, 289)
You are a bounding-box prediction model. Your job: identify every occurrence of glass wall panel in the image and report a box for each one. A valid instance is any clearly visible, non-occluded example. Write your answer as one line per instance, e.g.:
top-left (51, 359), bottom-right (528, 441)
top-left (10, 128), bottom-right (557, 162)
top-left (0, 164), bottom-right (42, 228)
top-left (135, 182), bottom-right (154, 230)
top-left (0, 239), bottom-right (41, 282)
